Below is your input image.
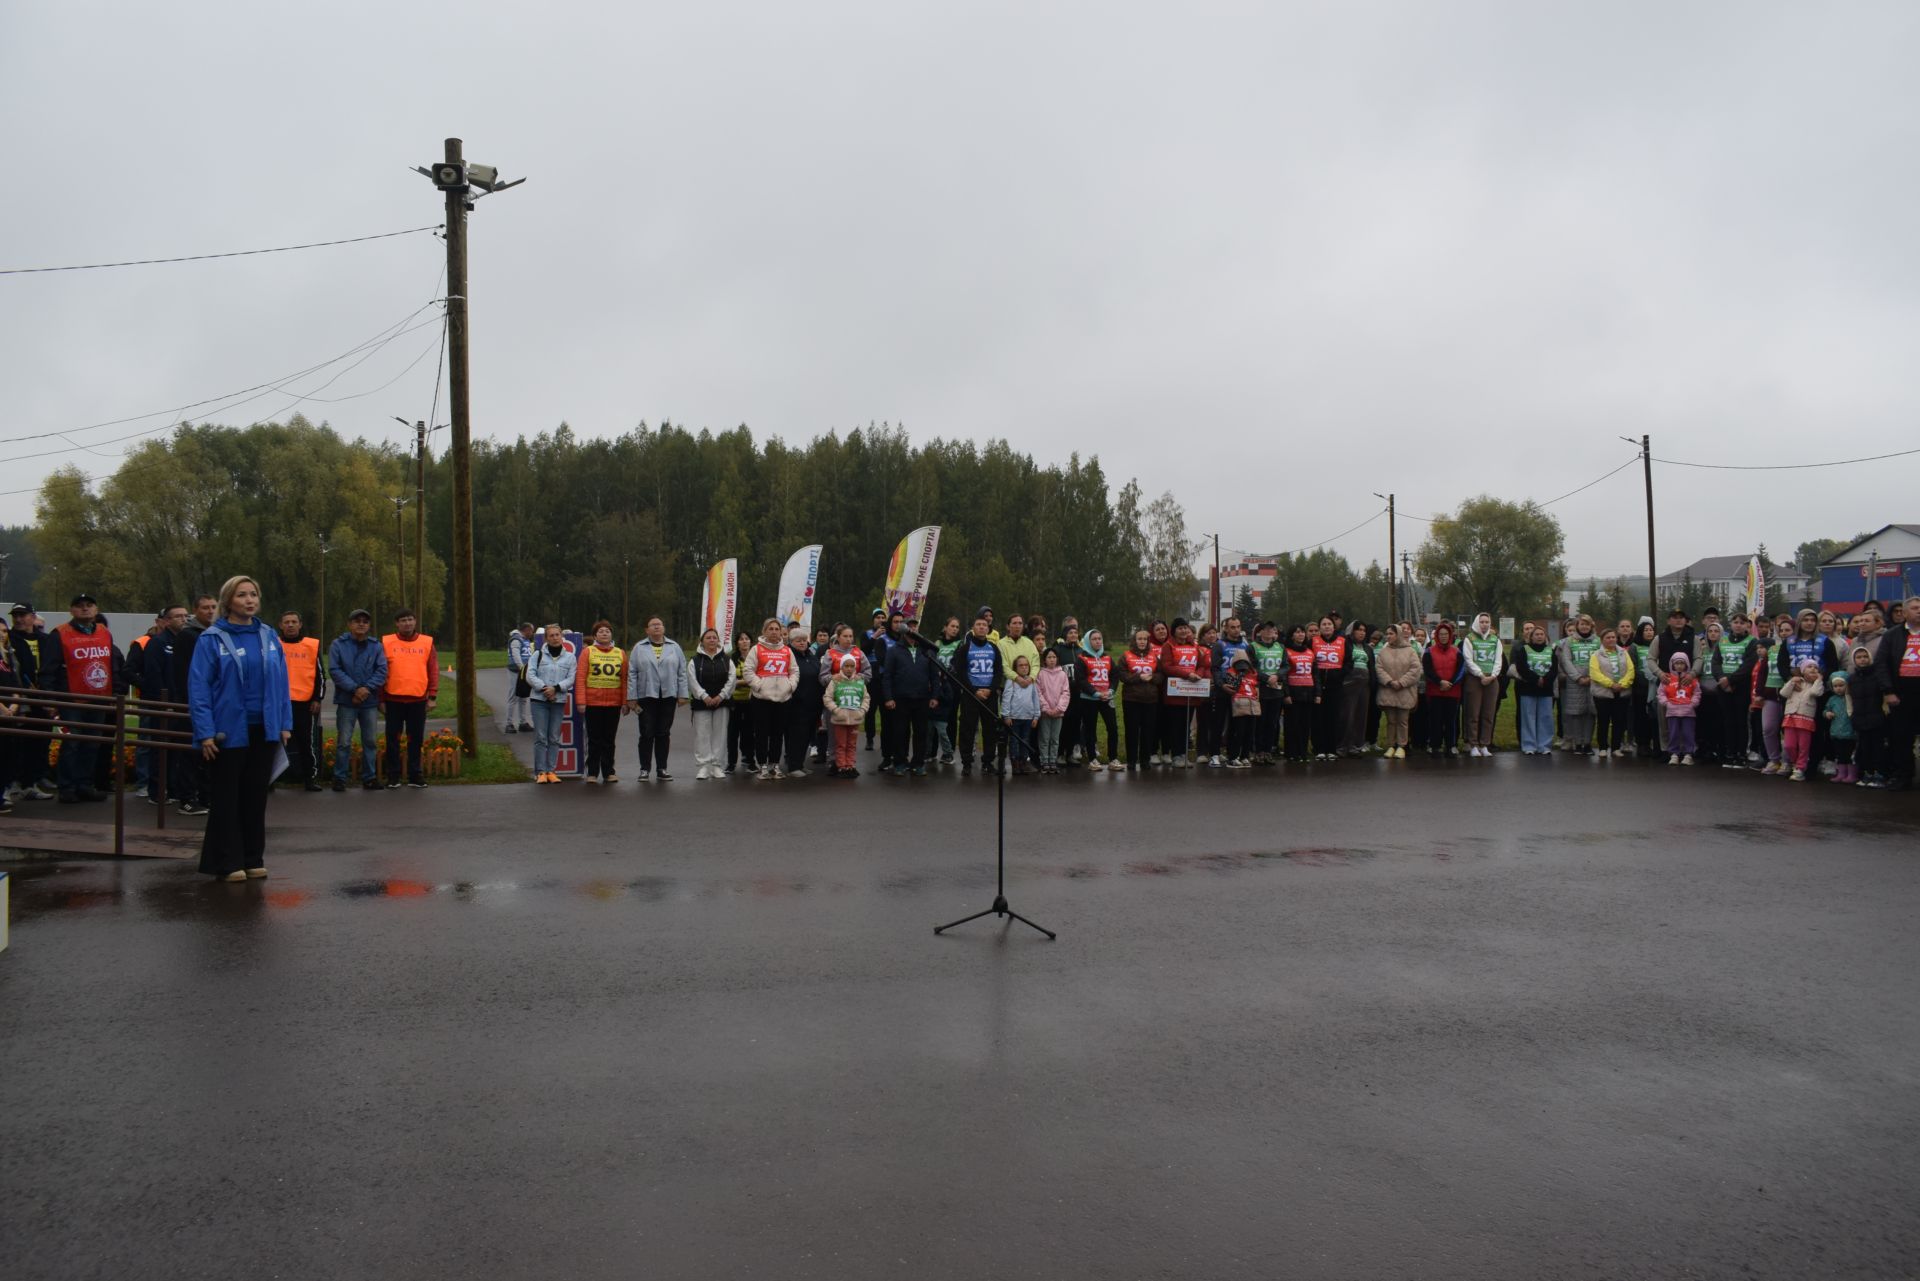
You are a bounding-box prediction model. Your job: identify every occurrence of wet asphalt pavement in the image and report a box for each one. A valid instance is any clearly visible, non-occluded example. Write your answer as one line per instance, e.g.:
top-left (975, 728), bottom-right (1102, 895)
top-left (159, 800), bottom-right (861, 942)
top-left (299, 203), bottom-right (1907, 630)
top-left (3, 755), bottom-right (1918, 1280)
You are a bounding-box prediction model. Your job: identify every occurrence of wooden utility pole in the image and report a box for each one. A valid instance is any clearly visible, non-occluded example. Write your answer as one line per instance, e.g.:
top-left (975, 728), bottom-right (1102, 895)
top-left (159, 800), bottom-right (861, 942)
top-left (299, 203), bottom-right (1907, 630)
top-left (390, 496), bottom-right (411, 610)
top-left (1638, 434), bottom-right (1656, 613)
top-left (1384, 494), bottom-right (1396, 622)
top-left (1400, 551), bottom-right (1414, 621)
top-left (414, 419), bottom-right (428, 618)
top-left (1211, 533), bottom-right (1222, 626)
top-left (444, 137), bottom-right (478, 755)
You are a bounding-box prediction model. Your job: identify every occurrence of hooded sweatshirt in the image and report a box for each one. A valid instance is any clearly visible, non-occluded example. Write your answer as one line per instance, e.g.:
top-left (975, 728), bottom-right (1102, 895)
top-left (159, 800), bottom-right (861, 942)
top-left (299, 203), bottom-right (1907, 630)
top-left (1846, 648), bottom-right (1889, 732)
top-left (1074, 639), bottom-right (1115, 702)
top-left (1464, 616), bottom-right (1502, 681)
top-left (1660, 654), bottom-right (1699, 716)
top-left (1036, 664), bottom-right (1072, 716)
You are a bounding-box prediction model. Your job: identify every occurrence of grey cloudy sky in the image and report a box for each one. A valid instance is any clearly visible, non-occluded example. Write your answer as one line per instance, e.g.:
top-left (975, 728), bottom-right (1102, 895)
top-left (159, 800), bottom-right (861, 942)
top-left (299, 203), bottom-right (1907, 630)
top-left (3, 1), bottom-right (1915, 580)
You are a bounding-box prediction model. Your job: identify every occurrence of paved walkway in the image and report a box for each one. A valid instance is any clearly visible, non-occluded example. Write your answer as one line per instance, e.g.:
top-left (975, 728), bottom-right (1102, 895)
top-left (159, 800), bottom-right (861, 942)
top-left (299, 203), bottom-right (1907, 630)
top-left (4, 740), bottom-right (1918, 1278)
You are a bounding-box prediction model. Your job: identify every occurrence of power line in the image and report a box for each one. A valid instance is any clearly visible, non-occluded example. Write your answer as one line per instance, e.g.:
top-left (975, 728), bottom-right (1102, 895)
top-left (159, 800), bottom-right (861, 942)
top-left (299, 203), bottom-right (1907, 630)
top-left (1539, 457), bottom-right (1639, 508)
top-left (0, 224), bottom-right (442, 275)
top-left (0, 300), bottom-right (446, 449)
top-left (1652, 445), bottom-right (1920, 471)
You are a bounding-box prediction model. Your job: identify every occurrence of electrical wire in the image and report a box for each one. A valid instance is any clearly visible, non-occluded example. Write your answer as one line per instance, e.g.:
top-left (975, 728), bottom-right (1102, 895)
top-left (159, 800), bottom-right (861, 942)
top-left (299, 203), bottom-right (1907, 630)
top-left (0, 225), bottom-right (443, 275)
top-left (0, 300), bottom-right (446, 449)
top-left (1652, 446), bottom-right (1920, 471)
top-left (1538, 457), bottom-right (1639, 508)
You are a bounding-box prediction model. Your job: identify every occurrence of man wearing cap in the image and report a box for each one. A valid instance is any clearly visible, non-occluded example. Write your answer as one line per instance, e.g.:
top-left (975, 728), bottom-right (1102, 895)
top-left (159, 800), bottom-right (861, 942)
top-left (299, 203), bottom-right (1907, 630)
top-left (381, 609), bottom-right (438, 788)
top-left (8, 604), bottom-right (57, 799)
top-left (278, 610), bottom-right (327, 792)
top-left (328, 608), bottom-right (387, 791)
top-left (38, 592), bottom-right (125, 803)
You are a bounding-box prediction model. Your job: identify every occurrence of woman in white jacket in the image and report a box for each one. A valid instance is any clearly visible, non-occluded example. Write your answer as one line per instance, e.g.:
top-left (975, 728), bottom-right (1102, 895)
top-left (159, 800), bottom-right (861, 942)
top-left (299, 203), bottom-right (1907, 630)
top-left (686, 628), bottom-right (737, 780)
top-left (744, 616), bottom-right (799, 778)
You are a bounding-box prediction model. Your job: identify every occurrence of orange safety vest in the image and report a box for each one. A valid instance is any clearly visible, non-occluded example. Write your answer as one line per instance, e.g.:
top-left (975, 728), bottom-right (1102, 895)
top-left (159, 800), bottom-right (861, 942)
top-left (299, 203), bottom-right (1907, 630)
top-left (580, 644), bottom-right (627, 707)
top-left (285, 636), bottom-right (322, 702)
top-left (382, 632), bottom-right (435, 699)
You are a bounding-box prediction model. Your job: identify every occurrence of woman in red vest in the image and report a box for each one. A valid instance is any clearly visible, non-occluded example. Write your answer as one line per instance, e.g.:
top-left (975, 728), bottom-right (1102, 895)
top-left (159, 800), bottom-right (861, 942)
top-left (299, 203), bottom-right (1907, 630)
top-left (1310, 616), bottom-right (1352, 761)
top-left (1156, 618), bottom-right (1210, 768)
top-left (1280, 624), bottom-right (1319, 762)
top-left (743, 617), bottom-right (799, 779)
top-left (1421, 621), bottom-right (1467, 756)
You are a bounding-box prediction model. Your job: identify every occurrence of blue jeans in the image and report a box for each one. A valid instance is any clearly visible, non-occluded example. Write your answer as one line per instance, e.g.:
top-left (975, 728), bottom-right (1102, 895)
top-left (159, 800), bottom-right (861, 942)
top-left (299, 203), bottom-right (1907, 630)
top-left (334, 704), bottom-right (379, 783)
top-left (531, 700), bottom-right (565, 774)
top-left (1518, 695), bottom-right (1554, 754)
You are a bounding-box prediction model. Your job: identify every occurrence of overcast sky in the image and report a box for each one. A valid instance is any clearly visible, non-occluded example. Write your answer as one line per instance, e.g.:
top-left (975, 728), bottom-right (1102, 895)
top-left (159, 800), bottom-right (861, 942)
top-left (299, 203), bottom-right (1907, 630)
top-left (3, 2), bottom-right (1914, 580)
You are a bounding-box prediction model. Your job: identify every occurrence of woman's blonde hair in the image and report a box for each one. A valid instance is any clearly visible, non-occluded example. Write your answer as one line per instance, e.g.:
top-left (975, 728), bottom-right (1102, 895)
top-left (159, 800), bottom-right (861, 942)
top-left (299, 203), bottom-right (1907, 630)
top-left (217, 575), bottom-right (259, 615)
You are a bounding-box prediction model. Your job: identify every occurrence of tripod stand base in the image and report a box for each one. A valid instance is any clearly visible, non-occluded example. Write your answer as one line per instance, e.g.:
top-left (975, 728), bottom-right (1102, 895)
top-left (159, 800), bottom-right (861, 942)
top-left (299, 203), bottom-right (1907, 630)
top-left (934, 895), bottom-right (1056, 940)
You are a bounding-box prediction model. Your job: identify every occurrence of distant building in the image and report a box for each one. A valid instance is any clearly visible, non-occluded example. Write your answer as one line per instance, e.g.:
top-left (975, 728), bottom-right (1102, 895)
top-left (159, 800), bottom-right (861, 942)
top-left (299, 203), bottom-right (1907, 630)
top-left (1654, 556), bottom-right (1809, 612)
top-left (1192, 557), bottom-right (1279, 621)
top-left (1558, 576), bottom-right (1651, 616)
top-left (1818, 525), bottom-right (1920, 613)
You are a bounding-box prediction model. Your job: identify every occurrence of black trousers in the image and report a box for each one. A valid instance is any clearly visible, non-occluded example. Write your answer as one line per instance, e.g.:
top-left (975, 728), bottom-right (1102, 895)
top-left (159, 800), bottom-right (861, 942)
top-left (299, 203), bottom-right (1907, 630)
top-left (1632, 693), bottom-right (1657, 755)
top-left (786, 700), bottom-right (822, 771)
top-left (287, 702), bottom-right (318, 784)
top-left (1696, 694), bottom-right (1725, 763)
top-left (1886, 680), bottom-right (1920, 784)
top-left (1595, 698), bottom-right (1629, 751)
top-left (1283, 697), bottom-right (1313, 760)
top-left (384, 700), bottom-right (428, 783)
top-left (1082, 700), bottom-right (1118, 762)
top-left (638, 697), bottom-right (676, 772)
top-left (1312, 684), bottom-right (1343, 755)
top-left (1257, 699), bottom-right (1282, 755)
top-left (1200, 692), bottom-right (1227, 756)
top-left (884, 698), bottom-right (931, 768)
top-left (728, 701), bottom-right (755, 769)
top-left (1160, 702), bottom-right (1192, 757)
top-left (1427, 699), bottom-right (1460, 751)
top-left (1122, 701), bottom-right (1152, 766)
top-left (958, 693), bottom-right (999, 766)
top-left (585, 705), bottom-right (622, 778)
top-left (1228, 716), bottom-right (1255, 759)
top-left (750, 698), bottom-right (787, 767)
top-left (200, 733), bottom-right (276, 876)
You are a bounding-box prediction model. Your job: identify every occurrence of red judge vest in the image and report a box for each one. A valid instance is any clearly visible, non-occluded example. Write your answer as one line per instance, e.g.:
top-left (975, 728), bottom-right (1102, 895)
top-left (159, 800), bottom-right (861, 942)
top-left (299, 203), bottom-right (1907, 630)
top-left (56, 622), bottom-right (115, 694)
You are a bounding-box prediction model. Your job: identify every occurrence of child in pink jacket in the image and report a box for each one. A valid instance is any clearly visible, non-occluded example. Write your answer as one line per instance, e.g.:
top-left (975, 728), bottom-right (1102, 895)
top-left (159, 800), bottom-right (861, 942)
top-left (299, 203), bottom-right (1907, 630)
top-left (1035, 648), bottom-right (1073, 775)
top-left (1780, 660), bottom-right (1825, 781)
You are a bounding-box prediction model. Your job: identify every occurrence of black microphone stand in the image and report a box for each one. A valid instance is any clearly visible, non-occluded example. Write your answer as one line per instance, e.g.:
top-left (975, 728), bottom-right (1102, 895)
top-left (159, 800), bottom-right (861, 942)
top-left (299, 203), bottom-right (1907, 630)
top-left (911, 628), bottom-right (1055, 940)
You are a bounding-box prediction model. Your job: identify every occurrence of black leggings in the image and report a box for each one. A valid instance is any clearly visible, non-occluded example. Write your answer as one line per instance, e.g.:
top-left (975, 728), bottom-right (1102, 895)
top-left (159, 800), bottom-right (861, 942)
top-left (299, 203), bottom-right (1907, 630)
top-left (727, 702), bottom-right (755, 769)
top-left (1081, 701), bottom-right (1118, 762)
top-left (1124, 701), bottom-right (1153, 766)
top-left (1283, 697), bottom-right (1313, 760)
top-left (584, 705), bottom-right (622, 778)
top-left (1228, 716), bottom-right (1255, 759)
top-left (1595, 699), bottom-right (1629, 751)
top-left (1160, 703), bottom-right (1191, 757)
top-left (959, 693), bottom-right (999, 765)
top-left (750, 698), bottom-right (786, 766)
top-left (1312, 685), bottom-right (1343, 755)
top-left (1258, 700), bottom-right (1282, 756)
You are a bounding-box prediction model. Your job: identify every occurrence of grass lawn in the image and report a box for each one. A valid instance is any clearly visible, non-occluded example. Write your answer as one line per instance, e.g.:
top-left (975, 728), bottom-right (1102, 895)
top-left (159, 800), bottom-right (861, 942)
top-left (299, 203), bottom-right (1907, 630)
top-left (313, 732), bottom-right (528, 785)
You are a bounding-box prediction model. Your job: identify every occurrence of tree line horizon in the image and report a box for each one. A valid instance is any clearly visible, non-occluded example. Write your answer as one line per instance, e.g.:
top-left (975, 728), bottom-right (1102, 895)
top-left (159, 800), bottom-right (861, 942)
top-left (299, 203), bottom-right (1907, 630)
top-left (10, 417), bottom-right (1849, 645)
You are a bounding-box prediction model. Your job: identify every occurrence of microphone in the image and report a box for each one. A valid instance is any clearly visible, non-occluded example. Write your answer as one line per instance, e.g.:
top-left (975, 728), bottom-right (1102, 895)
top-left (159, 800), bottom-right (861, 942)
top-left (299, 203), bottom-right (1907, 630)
top-left (901, 626), bottom-right (939, 648)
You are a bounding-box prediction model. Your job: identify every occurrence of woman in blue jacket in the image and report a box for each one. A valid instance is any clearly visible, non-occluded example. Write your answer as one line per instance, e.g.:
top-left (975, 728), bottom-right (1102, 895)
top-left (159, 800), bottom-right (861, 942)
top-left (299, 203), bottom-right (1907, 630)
top-left (188, 575), bottom-right (292, 882)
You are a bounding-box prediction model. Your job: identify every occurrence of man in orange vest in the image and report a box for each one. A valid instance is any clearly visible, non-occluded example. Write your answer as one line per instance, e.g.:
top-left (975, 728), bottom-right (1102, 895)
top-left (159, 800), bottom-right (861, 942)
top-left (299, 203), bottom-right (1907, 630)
top-left (278, 609), bottom-right (327, 792)
top-left (381, 608), bottom-right (439, 788)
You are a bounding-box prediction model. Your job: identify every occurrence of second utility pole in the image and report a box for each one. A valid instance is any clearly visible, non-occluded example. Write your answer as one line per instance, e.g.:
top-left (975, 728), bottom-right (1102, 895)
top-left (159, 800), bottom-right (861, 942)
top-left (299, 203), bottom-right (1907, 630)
top-left (1639, 434), bottom-right (1656, 613)
top-left (414, 419), bottom-right (428, 617)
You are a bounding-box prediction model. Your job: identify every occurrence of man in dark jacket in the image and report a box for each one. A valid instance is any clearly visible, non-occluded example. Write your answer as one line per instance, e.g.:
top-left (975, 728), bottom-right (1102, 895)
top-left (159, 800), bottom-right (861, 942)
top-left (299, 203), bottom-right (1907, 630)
top-left (949, 613), bottom-right (1005, 776)
top-left (167, 594), bottom-right (218, 812)
top-left (8, 604), bottom-right (55, 795)
top-left (140, 604), bottom-right (189, 802)
top-left (1877, 596), bottom-right (1920, 790)
top-left (879, 620), bottom-right (939, 776)
top-left (861, 607), bottom-right (888, 753)
top-left (783, 623), bottom-right (823, 777)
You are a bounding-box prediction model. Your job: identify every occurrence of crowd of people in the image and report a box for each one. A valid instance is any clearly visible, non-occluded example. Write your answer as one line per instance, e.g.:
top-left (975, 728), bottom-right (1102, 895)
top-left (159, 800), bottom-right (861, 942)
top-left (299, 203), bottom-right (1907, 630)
top-left (495, 598), bottom-right (1920, 790)
top-left (2, 587), bottom-right (437, 881)
top-left (4, 589), bottom-right (1914, 880)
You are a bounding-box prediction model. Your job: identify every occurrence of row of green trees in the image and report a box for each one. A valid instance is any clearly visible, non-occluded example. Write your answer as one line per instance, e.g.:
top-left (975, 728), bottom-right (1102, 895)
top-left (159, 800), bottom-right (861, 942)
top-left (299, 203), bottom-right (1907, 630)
top-left (39, 415), bottom-right (1804, 643)
top-left (28, 419), bottom-right (1209, 642)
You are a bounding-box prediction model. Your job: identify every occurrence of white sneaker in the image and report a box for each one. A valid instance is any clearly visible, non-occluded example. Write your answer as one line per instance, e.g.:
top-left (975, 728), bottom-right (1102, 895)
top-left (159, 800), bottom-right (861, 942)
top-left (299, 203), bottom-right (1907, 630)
top-left (1667, 756), bottom-right (1680, 766)
top-left (695, 764), bottom-right (710, 780)
top-left (1208, 754), bottom-right (1222, 768)
top-left (1598, 749), bottom-right (1610, 760)
top-left (1107, 760), bottom-right (1124, 771)
top-left (788, 768), bottom-right (809, 778)
top-left (1176, 754), bottom-right (1191, 768)
top-left (772, 766), bottom-right (787, 779)
top-left (1681, 754), bottom-right (1694, 765)
top-left (757, 766), bottom-right (771, 779)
